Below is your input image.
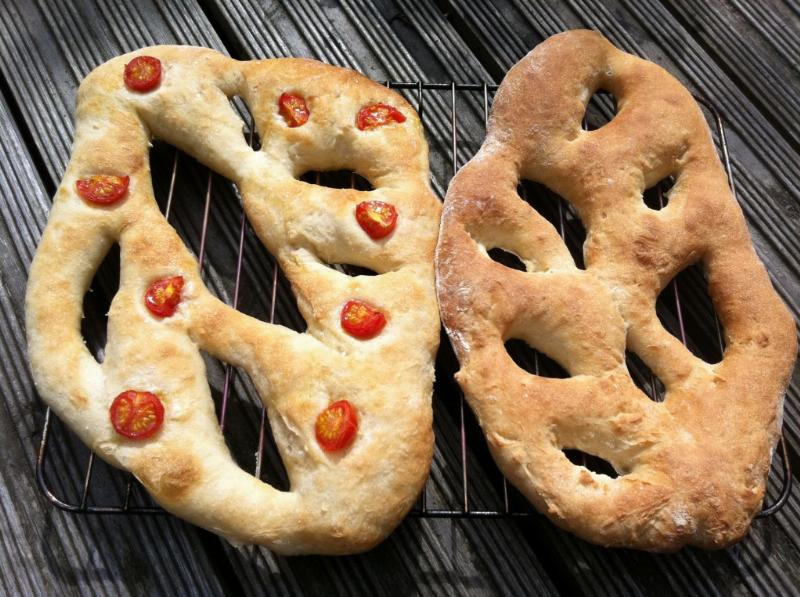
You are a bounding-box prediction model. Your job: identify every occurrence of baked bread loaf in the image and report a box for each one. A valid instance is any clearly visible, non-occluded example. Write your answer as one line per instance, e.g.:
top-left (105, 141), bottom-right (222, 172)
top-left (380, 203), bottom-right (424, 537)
top-left (435, 30), bottom-right (796, 550)
top-left (26, 46), bottom-right (441, 555)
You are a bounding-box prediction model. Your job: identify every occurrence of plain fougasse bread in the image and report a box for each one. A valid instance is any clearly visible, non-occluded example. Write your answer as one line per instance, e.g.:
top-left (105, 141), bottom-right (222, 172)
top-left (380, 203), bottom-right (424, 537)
top-left (435, 30), bottom-right (796, 551)
top-left (26, 46), bottom-right (441, 555)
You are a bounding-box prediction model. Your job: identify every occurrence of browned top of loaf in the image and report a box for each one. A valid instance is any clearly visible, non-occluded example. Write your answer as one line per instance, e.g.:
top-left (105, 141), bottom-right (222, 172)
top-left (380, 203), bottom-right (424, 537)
top-left (436, 30), bottom-right (796, 551)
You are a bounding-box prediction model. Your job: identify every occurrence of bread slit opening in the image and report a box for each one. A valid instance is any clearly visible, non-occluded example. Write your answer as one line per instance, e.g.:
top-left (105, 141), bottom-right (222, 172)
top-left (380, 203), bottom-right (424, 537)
top-left (230, 96), bottom-right (262, 150)
top-left (562, 448), bottom-right (620, 479)
top-left (518, 180), bottom-right (586, 270)
top-left (81, 243), bottom-right (120, 364)
top-left (299, 170), bottom-right (374, 191)
top-left (626, 351), bottom-right (665, 401)
top-left (150, 140), bottom-right (307, 332)
top-left (325, 263), bottom-right (379, 277)
top-left (487, 247), bottom-right (526, 271)
top-left (212, 363), bottom-right (291, 491)
top-left (241, 259), bottom-right (308, 333)
top-left (657, 262), bottom-right (725, 364)
top-left (505, 339), bottom-right (570, 378)
top-left (582, 90), bottom-right (617, 131)
top-left (643, 175), bottom-right (675, 211)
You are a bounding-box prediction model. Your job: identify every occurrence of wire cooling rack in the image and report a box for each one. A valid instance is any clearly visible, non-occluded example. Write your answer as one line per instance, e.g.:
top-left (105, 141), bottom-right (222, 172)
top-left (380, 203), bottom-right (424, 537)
top-left (35, 81), bottom-right (792, 519)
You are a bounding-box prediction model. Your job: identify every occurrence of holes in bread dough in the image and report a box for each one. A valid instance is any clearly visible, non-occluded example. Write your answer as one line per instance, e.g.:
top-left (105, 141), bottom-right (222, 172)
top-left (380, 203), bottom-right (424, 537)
top-left (150, 141), bottom-right (312, 331)
top-left (562, 449), bottom-right (620, 479)
top-left (299, 170), bottom-right (374, 191)
top-left (519, 180), bottom-right (587, 269)
top-left (238, 255), bottom-right (308, 333)
top-left (582, 90), bottom-right (617, 131)
top-left (325, 263), bottom-right (378, 277)
top-left (643, 175), bottom-right (675, 211)
top-left (212, 365), bottom-right (290, 491)
top-left (487, 247), bottom-right (526, 272)
top-left (505, 339), bottom-right (570, 378)
top-left (82, 243), bottom-right (120, 363)
top-left (657, 262), bottom-right (725, 364)
top-left (626, 351), bottom-right (665, 401)
top-left (229, 96), bottom-right (261, 150)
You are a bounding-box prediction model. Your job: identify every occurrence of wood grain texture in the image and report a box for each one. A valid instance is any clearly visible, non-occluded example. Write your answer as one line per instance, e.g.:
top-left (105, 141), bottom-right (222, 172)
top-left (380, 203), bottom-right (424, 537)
top-left (0, 0), bottom-right (798, 594)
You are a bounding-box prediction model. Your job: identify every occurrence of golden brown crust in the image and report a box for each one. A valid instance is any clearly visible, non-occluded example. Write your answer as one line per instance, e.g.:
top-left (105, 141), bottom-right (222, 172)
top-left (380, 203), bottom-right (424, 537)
top-left (435, 30), bottom-right (796, 551)
top-left (26, 46), bottom-right (441, 555)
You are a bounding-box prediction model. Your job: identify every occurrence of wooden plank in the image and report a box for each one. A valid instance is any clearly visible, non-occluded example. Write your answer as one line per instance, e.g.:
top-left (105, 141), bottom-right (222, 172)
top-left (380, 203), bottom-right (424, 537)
top-left (663, 0), bottom-right (800, 150)
top-left (729, 0), bottom-right (800, 68)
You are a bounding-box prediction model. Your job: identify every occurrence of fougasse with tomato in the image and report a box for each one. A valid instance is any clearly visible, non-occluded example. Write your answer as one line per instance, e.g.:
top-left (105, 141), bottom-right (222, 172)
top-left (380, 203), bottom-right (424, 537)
top-left (26, 46), bottom-right (442, 555)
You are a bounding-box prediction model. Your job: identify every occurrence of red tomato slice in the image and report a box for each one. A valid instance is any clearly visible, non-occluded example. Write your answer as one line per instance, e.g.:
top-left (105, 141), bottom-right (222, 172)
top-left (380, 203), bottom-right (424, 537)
top-left (75, 175), bottom-right (130, 205)
top-left (315, 400), bottom-right (358, 452)
top-left (340, 299), bottom-right (386, 339)
top-left (278, 93), bottom-right (310, 127)
top-left (109, 390), bottom-right (164, 440)
top-left (144, 276), bottom-right (185, 318)
top-left (356, 103), bottom-right (406, 130)
top-left (124, 56), bottom-right (162, 92)
top-left (355, 200), bottom-right (398, 239)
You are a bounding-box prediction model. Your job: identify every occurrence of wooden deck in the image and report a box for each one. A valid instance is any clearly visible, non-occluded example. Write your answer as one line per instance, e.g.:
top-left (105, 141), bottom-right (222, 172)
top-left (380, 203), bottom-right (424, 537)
top-left (0, 1), bottom-right (798, 595)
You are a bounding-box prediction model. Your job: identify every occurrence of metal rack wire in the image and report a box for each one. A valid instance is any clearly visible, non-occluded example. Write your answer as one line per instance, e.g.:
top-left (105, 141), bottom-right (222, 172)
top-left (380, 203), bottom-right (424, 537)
top-left (35, 81), bottom-right (792, 520)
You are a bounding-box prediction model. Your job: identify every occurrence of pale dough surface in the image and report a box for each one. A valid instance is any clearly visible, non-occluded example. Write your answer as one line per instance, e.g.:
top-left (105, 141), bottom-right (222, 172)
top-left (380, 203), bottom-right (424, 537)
top-left (436, 30), bottom-right (796, 551)
top-left (26, 46), bottom-right (441, 555)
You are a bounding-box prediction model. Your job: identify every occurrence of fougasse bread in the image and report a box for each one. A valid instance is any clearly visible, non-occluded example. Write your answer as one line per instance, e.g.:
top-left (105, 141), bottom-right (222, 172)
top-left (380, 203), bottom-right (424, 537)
top-left (435, 30), bottom-right (796, 551)
top-left (26, 46), bottom-right (441, 555)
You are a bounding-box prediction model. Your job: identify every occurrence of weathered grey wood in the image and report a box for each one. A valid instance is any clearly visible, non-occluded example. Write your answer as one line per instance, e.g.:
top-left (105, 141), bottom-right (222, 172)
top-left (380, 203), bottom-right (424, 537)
top-left (664, 0), bottom-right (800, 151)
top-left (2, 0), bottom-right (800, 595)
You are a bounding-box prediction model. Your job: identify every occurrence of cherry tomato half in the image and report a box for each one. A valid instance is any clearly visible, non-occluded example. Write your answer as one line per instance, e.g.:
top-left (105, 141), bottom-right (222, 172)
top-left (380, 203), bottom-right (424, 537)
top-left (144, 276), bottom-right (185, 318)
top-left (315, 400), bottom-right (358, 452)
top-left (356, 103), bottom-right (406, 130)
top-left (278, 92), bottom-right (310, 127)
top-left (124, 55), bottom-right (162, 92)
top-left (355, 200), bottom-right (398, 240)
top-left (340, 299), bottom-right (386, 339)
top-left (75, 174), bottom-right (130, 205)
top-left (109, 390), bottom-right (165, 440)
